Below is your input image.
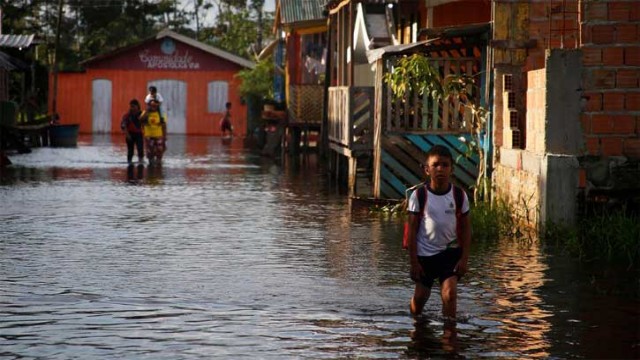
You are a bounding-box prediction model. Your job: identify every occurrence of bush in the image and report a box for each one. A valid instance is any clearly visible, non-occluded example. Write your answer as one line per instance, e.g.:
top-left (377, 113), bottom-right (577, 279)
top-left (543, 211), bottom-right (640, 269)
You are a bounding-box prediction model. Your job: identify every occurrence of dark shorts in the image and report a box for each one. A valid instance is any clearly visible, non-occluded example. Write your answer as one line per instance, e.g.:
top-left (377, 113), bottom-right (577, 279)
top-left (415, 247), bottom-right (462, 288)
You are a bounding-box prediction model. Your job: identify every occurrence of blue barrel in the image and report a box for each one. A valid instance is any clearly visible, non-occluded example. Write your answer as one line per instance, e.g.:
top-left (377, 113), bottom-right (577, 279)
top-left (49, 124), bottom-right (79, 147)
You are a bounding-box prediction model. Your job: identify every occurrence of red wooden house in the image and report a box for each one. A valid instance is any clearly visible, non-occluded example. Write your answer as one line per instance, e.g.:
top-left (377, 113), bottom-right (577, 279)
top-left (52, 29), bottom-right (254, 135)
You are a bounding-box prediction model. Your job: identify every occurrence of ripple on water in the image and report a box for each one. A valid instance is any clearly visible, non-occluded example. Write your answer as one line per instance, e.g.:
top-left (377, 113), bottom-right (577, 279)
top-left (1, 136), bottom-right (638, 359)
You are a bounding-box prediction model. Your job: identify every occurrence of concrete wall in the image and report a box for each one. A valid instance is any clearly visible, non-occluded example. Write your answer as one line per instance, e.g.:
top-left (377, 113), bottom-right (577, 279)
top-left (493, 149), bottom-right (542, 226)
top-left (546, 49), bottom-right (584, 155)
top-left (493, 46), bottom-right (583, 227)
top-left (491, 0), bottom-right (639, 227)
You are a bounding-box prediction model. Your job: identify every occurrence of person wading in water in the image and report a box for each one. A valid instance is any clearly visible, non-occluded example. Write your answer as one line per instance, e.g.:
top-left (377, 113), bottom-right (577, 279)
top-left (140, 99), bottom-right (166, 165)
top-left (406, 145), bottom-right (472, 321)
top-left (120, 99), bottom-right (144, 164)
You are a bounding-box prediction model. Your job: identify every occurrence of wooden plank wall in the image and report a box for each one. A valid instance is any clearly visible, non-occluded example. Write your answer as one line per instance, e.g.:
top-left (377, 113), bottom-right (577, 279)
top-left (327, 86), bottom-right (374, 151)
top-left (385, 57), bottom-right (479, 133)
top-left (327, 86), bottom-right (350, 147)
top-left (350, 87), bottom-right (373, 151)
top-left (379, 133), bottom-right (479, 199)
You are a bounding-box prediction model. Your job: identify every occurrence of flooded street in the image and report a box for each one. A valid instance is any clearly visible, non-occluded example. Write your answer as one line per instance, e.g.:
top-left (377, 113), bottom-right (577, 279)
top-left (1, 135), bottom-right (638, 359)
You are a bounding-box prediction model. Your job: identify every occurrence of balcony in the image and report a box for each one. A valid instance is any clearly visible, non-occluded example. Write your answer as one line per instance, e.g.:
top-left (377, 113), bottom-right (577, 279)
top-left (327, 86), bottom-right (374, 154)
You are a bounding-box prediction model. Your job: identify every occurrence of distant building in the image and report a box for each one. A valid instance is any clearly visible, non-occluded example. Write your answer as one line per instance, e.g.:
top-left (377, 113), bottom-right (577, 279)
top-left (52, 30), bottom-right (254, 135)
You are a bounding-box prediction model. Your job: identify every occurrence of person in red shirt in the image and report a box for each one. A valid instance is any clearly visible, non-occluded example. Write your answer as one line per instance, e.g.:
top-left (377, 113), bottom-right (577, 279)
top-left (120, 99), bottom-right (144, 163)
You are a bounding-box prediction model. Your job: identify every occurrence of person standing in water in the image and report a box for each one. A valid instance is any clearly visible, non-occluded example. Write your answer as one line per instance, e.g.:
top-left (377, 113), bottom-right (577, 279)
top-left (220, 102), bottom-right (233, 137)
top-left (145, 86), bottom-right (164, 118)
top-left (120, 99), bottom-right (144, 163)
top-left (140, 99), bottom-right (166, 164)
top-left (406, 145), bottom-right (471, 321)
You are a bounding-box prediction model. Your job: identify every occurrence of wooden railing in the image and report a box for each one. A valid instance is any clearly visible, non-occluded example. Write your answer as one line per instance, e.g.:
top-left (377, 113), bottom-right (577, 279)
top-left (328, 86), bottom-right (374, 152)
top-left (288, 85), bottom-right (324, 124)
top-left (384, 57), bottom-right (480, 133)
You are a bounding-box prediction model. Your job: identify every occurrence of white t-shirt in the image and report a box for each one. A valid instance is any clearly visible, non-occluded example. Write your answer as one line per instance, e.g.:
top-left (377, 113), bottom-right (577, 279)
top-left (407, 185), bottom-right (470, 256)
top-left (144, 93), bottom-right (164, 105)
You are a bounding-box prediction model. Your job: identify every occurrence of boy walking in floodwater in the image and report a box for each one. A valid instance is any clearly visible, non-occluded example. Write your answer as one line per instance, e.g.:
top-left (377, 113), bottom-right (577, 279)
top-left (120, 99), bottom-right (144, 163)
top-left (140, 99), bottom-right (166, 164)
top-left (407, 145), bottom-right (471, 320)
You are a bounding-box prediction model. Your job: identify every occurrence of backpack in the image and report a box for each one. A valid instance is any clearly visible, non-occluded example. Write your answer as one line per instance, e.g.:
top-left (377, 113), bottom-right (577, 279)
top-left (402, 184), bottom-right (465, 249)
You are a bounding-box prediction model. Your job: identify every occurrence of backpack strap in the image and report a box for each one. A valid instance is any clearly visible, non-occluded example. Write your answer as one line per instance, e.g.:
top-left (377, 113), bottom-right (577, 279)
top-left (402, 184), bottom-right (427, 250)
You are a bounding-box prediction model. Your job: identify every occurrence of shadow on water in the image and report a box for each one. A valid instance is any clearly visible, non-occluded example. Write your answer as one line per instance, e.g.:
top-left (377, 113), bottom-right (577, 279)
top-left (0, 135), bottom-right (638, 359)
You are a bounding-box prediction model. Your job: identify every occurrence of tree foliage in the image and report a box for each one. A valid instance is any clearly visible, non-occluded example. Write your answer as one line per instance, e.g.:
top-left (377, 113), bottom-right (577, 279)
top-left (201, 0), bottom-right (272, 58)
top-left (1, 0), bottom-right (273, 69)
top-left (236, 58), bottom-right (274, 101)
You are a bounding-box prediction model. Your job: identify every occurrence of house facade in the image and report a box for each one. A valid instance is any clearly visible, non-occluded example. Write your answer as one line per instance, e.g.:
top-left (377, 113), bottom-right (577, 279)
top-left (51, 30), bottom-right (254, 135)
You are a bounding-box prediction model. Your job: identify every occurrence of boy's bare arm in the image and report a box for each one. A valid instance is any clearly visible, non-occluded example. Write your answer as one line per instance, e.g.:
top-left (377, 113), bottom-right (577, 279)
top-left (408, 213), bottom-right (424, 281)
top-left (140, 111), bottom-right (148, 124)
top-left (455, 213), bottom-right (472, 275)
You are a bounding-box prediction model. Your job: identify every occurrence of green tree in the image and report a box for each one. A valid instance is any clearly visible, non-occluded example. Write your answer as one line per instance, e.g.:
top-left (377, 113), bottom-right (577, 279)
top-left (236, 58), bottom-right (274, 101)
top-left (66, 0), bottom-right (190, 65)
top-left (200, 0), bottom-right (273, 58)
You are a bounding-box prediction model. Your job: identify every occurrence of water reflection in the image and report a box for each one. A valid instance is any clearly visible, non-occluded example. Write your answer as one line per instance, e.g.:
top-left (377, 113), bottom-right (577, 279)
top-left (0, 136), bottom-right (638, 359)
top-left (126, 164), bottom-right (145, 184)
top-left (409, 321), bottom-right (460, 358)
top-left (466, 240), bottom-right (552, 358)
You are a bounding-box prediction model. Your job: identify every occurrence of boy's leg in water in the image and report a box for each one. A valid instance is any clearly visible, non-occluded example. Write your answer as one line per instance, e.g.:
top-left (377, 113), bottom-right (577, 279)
top-left (440, 275), bottom-right (458, 319)
top-left (411, 283), bottom-right (431, 316)
top-left (135, 134), bottom-right (144, 162)
top-left (126, 136), bottom-right (134, 163)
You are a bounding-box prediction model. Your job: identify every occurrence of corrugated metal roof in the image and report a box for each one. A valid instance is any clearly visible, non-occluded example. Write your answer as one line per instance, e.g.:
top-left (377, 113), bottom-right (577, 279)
top-left (0, 34), bottom-right (35, 49)
top-left (280, 0), bottom-right (326, 25)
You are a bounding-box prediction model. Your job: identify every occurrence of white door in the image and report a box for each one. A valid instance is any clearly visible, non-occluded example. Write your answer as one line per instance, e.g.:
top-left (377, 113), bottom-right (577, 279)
top-left (149, 79), bottom-right (187, 134)
top-left (92, 79), bottom-right (112, 133)
top-left (207, 81), bottom-right (228, 113)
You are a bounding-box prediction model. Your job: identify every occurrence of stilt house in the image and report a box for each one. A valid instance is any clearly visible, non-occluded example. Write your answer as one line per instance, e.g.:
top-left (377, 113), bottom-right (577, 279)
top-left (325, 0), bottom-right (490, 198)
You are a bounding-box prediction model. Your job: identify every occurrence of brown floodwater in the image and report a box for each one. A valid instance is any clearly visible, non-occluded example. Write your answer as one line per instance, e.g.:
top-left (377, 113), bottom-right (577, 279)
top-left (1, 135), bottom-right (638, 359)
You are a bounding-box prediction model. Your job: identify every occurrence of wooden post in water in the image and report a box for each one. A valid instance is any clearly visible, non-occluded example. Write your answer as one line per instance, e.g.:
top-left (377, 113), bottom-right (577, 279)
top-left (348, 156), bottom-right (357, 198)
top-left (50, 0), bottom-right (64, 116)
top-left (290, 126), bottom-right (301, 155)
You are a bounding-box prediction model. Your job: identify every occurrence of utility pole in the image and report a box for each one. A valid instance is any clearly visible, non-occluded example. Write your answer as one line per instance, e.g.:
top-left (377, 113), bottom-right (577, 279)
top-left (51, 0), bottom-right (64, 116)
top-left (194, 0), bottom-right (201, 40)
